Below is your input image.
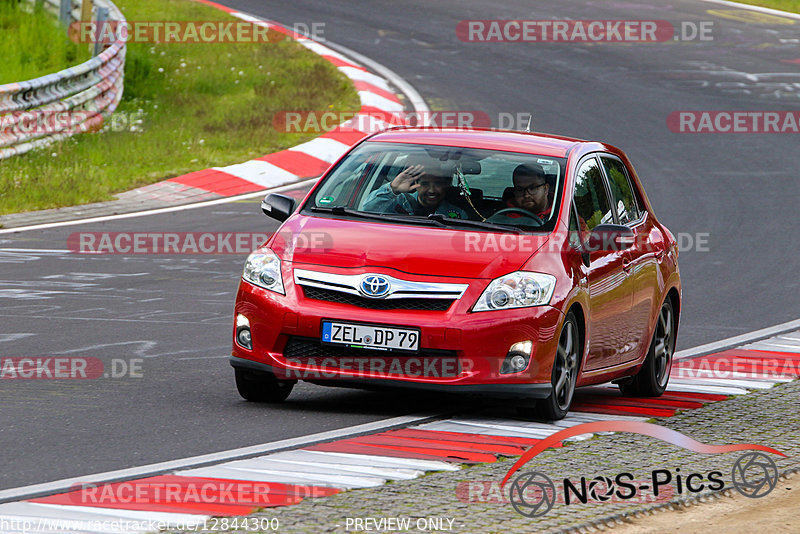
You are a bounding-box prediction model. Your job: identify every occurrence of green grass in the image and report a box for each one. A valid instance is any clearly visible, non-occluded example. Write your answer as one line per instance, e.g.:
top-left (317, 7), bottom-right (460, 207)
top-left (0, 1), bottom-right (92, 83)
top-left (0, 0), bottom-right (360, 215)
top-left (733, 0), bottom-right (800, 13)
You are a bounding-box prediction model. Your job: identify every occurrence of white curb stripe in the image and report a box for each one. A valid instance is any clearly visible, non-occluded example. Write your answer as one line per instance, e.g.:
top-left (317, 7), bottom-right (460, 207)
top-left (177, 465), bottom-right (383, 489)
top-left (337, 66), bottom-right (392, 88)
top-left (424, 412), bottom-right (647, 439)
top-left (299, 41), bottom-right (355, 64)
top-left (357, 91), bottom-right (404, 111)
top-left (298, 451), bottom-right (460, 472)
top-left (200, 457), bottom-right (395, 481)
top-left (672, 370), bottom-right (793, 382)
top-left (212, 160), bottom-right (298, 186)
top-left (744, 341), bottom-right (800, 352)
top-left (668, 377), bottom-right (776, 390)
top-left (666, 382), bottom-right (749, 395)
top-left (237, 456), bottom-right (422, 480)
top-left (287, 137), bottom-right (352, 163)
top-left (426, 421), bottom-right (575, 440)
top-left (323, 40), bottom-right (430, 116)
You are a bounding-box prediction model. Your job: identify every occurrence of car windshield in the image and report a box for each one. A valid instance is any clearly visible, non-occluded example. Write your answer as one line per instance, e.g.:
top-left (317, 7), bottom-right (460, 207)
top-left (305, 141), bottom-right (566, 232)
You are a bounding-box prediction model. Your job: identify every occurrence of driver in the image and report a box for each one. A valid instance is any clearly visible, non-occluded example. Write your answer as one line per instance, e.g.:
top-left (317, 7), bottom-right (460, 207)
top-left (362, 160), bottom-right (467, 219)
top-left (508, 163), bottom-right (551, 220)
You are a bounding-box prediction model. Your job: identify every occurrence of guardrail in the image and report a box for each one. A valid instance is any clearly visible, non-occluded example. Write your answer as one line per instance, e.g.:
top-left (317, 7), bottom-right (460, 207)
top-left (36, 0), bottom-right (87, 26)
top-left (0, 0), bottom-right (126, 159)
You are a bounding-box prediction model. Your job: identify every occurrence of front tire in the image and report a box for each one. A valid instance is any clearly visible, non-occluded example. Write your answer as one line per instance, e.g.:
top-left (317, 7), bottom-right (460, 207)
top-left (619, 299), bottom-right (675, 397)
top-left (529, 311), bottom-right (581, 421)
top-left (234, 368), bottom-right (295, 402)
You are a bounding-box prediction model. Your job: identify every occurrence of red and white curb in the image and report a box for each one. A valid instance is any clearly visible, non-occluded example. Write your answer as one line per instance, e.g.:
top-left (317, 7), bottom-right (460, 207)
top-left (1, 328), bottom-right (798, 531)
top-left (160, 2), bottom-right (414, 198)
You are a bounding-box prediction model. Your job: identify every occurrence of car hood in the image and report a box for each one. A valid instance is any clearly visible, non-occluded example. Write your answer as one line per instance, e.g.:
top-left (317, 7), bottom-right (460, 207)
top-left (269, 215), bottom-right (550, 279)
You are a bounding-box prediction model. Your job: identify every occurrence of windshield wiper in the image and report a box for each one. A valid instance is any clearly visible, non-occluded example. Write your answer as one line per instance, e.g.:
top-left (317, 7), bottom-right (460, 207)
top-left (311, 206), bottom-right (445, 227)
top-left (427, 213), bottom-right (524, 233)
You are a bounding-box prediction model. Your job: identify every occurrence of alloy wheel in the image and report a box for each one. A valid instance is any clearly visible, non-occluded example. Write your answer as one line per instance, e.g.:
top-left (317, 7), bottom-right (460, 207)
top-left (653, 301), bottom-right (674, 388)
top-left (554, 318), bottom-right (579, 411)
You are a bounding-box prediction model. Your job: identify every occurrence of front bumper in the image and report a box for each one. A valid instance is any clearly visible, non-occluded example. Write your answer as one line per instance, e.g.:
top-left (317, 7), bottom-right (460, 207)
top-left (230, 356), bottom-right (553, 399)
top-left (232, 264), bottom-right (565, 398)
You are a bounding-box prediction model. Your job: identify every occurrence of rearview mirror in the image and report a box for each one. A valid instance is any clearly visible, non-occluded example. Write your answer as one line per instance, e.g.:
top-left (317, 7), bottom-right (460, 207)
top-left (261, 193), bottom-right (296, 222)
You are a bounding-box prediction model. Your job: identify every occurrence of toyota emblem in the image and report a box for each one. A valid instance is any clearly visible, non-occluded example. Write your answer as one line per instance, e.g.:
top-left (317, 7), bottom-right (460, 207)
top-left (359, 275), bottom-right (391, 298)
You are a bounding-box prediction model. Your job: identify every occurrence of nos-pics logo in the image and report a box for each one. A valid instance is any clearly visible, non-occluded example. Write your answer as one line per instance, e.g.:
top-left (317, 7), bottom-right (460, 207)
top-left (500, 421), bottom-right (783, 518)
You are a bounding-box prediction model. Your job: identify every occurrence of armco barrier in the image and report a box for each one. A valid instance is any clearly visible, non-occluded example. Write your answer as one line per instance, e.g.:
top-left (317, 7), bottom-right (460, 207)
top-left (0, 0), bottom-right (126, 159)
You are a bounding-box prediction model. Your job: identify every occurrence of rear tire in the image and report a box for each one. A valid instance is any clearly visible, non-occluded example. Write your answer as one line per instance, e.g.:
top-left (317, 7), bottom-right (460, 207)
top-left (619, 299), bottom-right (675, 397)
top-left (526, 311), bottom-right (581, 421)
top-left (234, 368), bottom-right (295, 402)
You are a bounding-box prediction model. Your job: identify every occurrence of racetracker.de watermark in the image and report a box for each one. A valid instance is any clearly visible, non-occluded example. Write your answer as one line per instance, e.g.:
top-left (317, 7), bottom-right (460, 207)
top-left (0, 357), bottom-right (143, 379)
top-left (273, 110), bottom-right (493, 133)
top-left (451, 232), bottom-right (710, 254)
top-left (68, 232), bottom-right (272, 254)
top-left (668, 111), bottom-right (800, 133)
top-left (457, 20), bottom-right (713, 43)
top-left (68, 480), bottom-right (333, 505)
top-left (68, 21), bottom-right (285, 44)
top-left (1, 111), bottom-right (103, 136)
top-left (278, 356), bottom-right (470, 379)
top-left (0, 110), bottom-right (145, 136)
top-left (673, 356), bottom-right (799, 380)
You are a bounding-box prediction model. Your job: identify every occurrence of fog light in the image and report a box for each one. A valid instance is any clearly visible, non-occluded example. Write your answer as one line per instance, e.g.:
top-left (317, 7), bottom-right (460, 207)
top-left (235, 314), bottom-right (252, 350)
top-left (509, 354), bottom-right (527, 370)
top-left (500, 341), bottom-right (533, 374)
top-left (237, 328), bottom-right (252, 349)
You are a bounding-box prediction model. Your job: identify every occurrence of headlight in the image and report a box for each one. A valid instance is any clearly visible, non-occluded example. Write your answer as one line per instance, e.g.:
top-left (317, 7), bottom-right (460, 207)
top-left (242, 248), bottom-right (285, 294)
top-left (473, 271), bottom-right (555, 312)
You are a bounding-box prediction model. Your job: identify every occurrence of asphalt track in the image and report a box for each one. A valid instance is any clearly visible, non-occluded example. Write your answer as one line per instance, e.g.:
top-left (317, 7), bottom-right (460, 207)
top-left (2, 0), bottom-right (799, 490)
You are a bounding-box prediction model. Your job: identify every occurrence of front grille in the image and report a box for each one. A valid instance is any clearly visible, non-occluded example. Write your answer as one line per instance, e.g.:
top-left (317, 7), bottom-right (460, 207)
top-left (302, 286), bottom-right (454, 311)
top-left (284, 336), bottom-right (458, 359)
top-left (282, 336), bottom-right (460, 378)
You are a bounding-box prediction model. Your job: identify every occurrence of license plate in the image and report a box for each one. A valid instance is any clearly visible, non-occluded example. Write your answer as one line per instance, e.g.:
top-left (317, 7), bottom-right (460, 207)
top-left (321, 321), bottom-right (420, 353)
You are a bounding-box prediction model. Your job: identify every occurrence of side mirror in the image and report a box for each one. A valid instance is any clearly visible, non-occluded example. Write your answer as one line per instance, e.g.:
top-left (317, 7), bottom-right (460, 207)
top-left (585, 224), bottom-right (635, 252)
top-left (261, 193), bottom-right (296, 222)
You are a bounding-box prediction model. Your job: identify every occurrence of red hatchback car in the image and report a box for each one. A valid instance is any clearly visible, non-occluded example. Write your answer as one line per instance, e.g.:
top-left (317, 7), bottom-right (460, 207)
top-left (231, 128), bottom-right (681, 420)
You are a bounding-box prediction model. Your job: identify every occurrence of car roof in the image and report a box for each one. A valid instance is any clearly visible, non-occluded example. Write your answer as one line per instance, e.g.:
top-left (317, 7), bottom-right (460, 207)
top-left (365, 127), bottom-right (587, 158)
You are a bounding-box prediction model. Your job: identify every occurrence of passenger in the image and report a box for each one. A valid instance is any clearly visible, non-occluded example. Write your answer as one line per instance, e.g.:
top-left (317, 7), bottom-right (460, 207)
top-left (508, 163), bottom-right (551, 220)
top-left (363, 161), bottom-right (467, 219)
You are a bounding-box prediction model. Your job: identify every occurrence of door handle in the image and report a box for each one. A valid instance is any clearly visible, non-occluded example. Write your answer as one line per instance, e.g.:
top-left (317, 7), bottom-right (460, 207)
top-left (622, 259), bottom-right (632, 273)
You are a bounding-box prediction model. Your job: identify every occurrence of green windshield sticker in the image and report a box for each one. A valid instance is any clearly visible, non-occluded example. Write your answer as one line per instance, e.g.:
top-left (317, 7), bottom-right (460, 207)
top-left (319, 196), bottom-right (334, 205)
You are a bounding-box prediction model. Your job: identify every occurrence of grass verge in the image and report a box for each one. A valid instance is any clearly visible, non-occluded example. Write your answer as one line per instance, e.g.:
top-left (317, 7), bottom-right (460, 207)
top-left (0, 1), bottom-right (92, 83)
top-left (731, 0), bottom-right (800, 13)
top-left (0, 0), bottom-right (360, 215)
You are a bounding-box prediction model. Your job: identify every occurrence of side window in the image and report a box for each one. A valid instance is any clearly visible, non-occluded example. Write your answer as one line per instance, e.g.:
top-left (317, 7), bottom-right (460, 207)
top-left (573, 157), bottom-right (614, 238)
top-left (355, 153), bottom-right (397, 209)
top-left (601, 156), bottom-right (640, 224)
